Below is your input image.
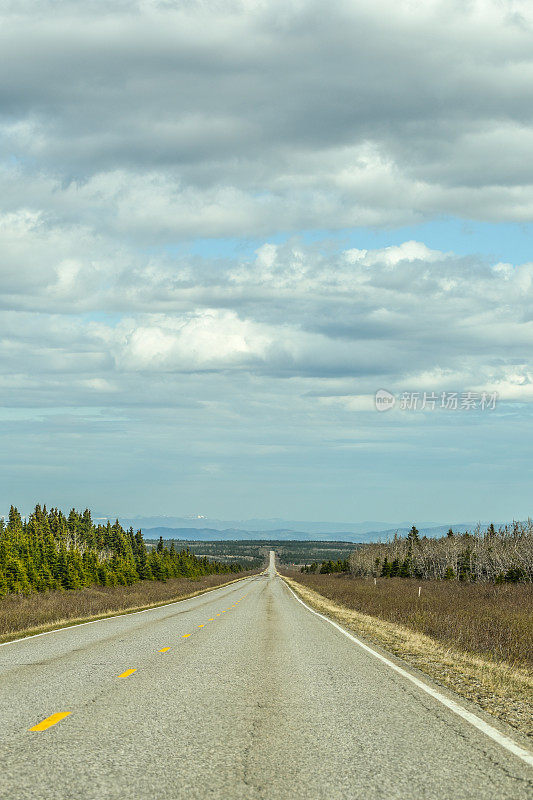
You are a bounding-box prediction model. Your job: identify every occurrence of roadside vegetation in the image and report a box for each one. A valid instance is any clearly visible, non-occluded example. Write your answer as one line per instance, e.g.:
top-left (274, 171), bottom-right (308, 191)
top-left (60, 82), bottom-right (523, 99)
top-left (283, 520), bottom-right (533, 738)
top-left (0, 505), bottom-right (245, 596)
top-left (301, 558), bottom-right (350, 574)
top-left (0, 572), bottom-right (256, 643)
top-left (348, 523), bottom-right (533, 583)
top-left (284, 570), bottom-right (532, 666)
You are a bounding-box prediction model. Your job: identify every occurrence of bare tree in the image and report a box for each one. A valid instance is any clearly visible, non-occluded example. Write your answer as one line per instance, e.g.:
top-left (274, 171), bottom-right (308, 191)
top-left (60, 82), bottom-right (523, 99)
top-left (349, 521), bottom-right (533, 582)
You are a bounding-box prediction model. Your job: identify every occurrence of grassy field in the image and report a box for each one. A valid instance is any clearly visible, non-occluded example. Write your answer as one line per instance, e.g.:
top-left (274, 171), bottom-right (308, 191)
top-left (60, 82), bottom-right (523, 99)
top-left (282, 572), bottom-right (533, 738)
top-left (0, 571), bottom-right (257, 643)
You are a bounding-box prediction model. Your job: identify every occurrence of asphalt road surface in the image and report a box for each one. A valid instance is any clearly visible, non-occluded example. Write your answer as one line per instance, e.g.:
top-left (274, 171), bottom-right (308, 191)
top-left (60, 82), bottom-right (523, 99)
top-left (0, 552), bottom-right (531, 800)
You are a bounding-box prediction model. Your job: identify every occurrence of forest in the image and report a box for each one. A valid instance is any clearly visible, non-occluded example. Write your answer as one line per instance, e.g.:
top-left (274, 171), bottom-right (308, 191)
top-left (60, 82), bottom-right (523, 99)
top-left (0, 505), bottom-right (243, 596)
top-left (159, 539), bottom-right (356, 569)
top-left (347, 522), bottom-right (533, 582)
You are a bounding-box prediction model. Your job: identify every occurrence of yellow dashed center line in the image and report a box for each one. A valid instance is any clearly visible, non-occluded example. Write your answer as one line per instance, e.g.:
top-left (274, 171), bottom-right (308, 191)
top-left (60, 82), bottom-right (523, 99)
top-left (118, 668), bottom-right (136, 678)
top-left (30, 712), bottom-right (71, 732)
top-left (28, 593), bottom-right (251, 735)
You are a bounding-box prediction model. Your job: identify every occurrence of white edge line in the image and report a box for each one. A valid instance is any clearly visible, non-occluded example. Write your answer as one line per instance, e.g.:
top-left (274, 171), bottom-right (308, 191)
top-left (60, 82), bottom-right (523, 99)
top-left (0, 574), bottom-right (253, 648)
top-left (282, 578), bottom-right (533, 769)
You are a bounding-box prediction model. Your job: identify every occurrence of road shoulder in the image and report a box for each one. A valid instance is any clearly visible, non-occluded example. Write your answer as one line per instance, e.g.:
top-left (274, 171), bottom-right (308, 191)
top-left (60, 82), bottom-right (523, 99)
top-left (281, 574), bottom-right (533, 745)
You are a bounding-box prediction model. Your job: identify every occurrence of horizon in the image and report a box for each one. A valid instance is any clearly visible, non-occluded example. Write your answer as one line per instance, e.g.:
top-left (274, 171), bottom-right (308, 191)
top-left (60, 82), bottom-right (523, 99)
top-left (1, 505), bottom-right (512, 533)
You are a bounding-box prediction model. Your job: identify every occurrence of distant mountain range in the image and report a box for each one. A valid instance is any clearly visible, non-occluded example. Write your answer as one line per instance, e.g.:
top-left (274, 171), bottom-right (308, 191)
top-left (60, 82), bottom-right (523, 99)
top-left (104, 516), bottom-right (406, 535)
top-left (7, 510), bottom-right (495, 542)
top-left (129, 521), bottom-right (488, 544)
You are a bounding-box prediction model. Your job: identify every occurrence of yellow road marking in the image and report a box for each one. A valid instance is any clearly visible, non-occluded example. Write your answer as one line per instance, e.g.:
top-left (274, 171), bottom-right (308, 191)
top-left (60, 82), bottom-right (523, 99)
top-left (30, 712), bottom-right (71, 732)
top-left (118, 668), bottom-right (136, 678)
top-left (182, 633), bottom-right (191, 638)
top-left (198, 624), bottom-right (205, 628)
top-left (216, 613), bottom-right (221, 616)
top-left (158, 647), bottom-right (170, 653)
top-left (208, 618), bottom-right (214, 621)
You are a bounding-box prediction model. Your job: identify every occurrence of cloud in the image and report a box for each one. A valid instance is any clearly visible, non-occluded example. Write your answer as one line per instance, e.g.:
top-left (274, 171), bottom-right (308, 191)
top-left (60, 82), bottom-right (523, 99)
top-left (2, 0), bottom-right (533, 239)
top-left (2, 0), bottom-right (533, 518)
top-left (108, 310), bottom-right (272, 371)
top-left (1, 230), bottom-right (532, 406)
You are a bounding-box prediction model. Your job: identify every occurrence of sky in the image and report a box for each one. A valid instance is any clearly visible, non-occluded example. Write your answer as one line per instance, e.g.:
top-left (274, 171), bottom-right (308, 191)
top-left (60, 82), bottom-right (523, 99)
top-left (1, 0), bottom-right (532, 524)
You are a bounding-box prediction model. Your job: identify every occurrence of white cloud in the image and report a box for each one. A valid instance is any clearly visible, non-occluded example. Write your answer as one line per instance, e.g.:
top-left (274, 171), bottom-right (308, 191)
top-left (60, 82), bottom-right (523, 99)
top-left (109, 310), bottom-right (272, 371)
top-left (1, 234), bottom-right (532, 406)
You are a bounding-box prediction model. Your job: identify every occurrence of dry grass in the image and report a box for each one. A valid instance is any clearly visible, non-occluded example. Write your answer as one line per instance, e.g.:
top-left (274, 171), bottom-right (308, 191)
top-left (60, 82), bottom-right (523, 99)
top-left (0, 571), bottom-right (257, 643)
top-left (282, 574), bottom-right (533, 739)
top-left (283, 572), bottom-right (533, 665)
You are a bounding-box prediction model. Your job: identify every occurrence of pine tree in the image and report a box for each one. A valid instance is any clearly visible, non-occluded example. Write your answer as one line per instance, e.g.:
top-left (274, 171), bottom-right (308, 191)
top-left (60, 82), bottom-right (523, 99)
top-left (407, 526), bottom-right (420, 545)
top-left (0, 504), bottom-right (244, 596)
top-left (381, 558), bottom-right (392, 577)
top-left (399, 558), bottom-right (412, 578)
top-left (389, 558), bottom-right (401, 577)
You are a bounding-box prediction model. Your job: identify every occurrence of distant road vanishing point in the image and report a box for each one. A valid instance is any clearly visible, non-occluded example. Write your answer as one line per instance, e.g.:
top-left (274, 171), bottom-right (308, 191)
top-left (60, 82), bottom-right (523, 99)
top-left (0, 551), bottom-right (531, 799)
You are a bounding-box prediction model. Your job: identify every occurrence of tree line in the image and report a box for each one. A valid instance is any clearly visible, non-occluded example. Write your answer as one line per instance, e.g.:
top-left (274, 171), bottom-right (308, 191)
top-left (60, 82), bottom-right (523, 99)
top-left (0, 505), bottom-right (244, 596)
top-left (348, 523), bottom-right (533, 583)
top-left (300, 558), bottom-right (350, 574)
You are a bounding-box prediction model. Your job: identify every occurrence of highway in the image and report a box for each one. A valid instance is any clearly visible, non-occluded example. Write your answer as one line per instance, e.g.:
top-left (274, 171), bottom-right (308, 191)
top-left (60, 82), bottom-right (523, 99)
top-left (0, 552), bottom-right (531, 799)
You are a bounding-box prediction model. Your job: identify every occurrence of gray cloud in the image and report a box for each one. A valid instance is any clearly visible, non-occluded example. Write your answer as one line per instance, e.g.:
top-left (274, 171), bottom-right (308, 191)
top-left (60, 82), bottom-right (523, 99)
top-left (2, 0), bottom-right (533, 238)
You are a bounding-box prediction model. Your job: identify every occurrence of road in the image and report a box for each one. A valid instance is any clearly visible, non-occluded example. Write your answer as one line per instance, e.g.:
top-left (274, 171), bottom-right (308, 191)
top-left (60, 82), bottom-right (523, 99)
top-left (0, 552), bottom-right (531, 799)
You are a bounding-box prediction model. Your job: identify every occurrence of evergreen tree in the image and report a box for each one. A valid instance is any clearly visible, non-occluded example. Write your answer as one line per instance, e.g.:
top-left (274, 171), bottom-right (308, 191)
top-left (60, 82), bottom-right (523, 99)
top-left (399, 557), bottom-right (412, 578)
top-left (380, 558), bottom-right (392, 577)
top-left (407, 526), bottom-right (420, 545)
top-left (389, 558), bottom-right (401, 577)
top-left (0, 504), bottom-right (242, 596)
